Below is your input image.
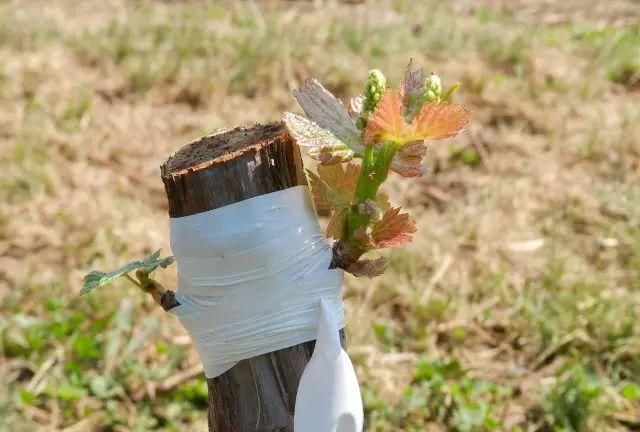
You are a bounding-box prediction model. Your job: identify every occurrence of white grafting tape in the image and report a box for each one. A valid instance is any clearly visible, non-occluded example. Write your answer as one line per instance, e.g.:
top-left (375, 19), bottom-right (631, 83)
top-left (169, 185), bottom-right (346, 378)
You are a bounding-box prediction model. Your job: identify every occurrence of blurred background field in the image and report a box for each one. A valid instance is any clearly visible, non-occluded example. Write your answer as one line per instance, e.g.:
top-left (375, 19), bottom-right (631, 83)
top-left (1, 0), bottom-right (639, 431)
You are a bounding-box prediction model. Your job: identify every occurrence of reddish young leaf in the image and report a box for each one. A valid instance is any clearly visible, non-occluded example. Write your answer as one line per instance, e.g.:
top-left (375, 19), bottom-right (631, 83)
top-left (346, 257), bottom-right (388, 278)
top-left (399, 59), bottom-right (426, 121)
top-left (371, 207), bottom-right (417, 248)
top-left (351, 227), bottom-right (375, 251)
top-left (326, 209), bottom-right (348, 240)
top-left (399, 59), bottom-right (426, 104)
top-left (364, 91), bottom-right (470, 146)
top-left (306, 163), bottom-right (359, 213)
top-left (307, 169), bottom-right (333, 212)
top-left (390, 140), bottom-right (428, 178)
top-left (412, 102), bottom-right (471, 141)
top-left (375, 192), bottom-right (392, 212)
top-left (318, 163), bottom-right (359, 196)
top-left (363, 91), bottom-right (407, 146)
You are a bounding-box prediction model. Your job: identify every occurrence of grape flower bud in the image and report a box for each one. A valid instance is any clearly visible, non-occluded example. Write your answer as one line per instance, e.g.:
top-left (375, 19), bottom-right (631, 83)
top-left (358, 69), bottom-right (386, 130)
top-left (424, 73), bottom-right (442, 103)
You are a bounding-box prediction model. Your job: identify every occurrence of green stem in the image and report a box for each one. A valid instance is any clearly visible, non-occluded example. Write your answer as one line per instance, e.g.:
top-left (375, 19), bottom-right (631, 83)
top-left (346, 140), bottom-right (399, 243)
top-left (353, 145), bottom-right (376, 199)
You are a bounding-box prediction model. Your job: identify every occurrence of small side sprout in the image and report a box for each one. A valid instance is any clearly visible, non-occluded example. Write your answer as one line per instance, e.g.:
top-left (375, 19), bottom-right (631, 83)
top-left (81, 249), bottom-right (178, 309)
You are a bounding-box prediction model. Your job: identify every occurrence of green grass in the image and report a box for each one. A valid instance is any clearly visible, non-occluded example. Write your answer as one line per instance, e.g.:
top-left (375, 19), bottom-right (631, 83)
top-left (571, 23), bottom-right (640, 87)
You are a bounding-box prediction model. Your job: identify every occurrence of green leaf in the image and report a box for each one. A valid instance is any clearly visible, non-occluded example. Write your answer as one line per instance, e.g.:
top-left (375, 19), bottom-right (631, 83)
top-left (19, 389), bottom-right (38, 405)
top-left (72, 334), bottom-right (102, 360)
top-left (373, 322), bottom-right (393, 347)
top-left (55, 382), bottom-right (87, 401)
top-left (621, 383), bottom-right (640, 400)
top-left (80, 249), bottom-right (175, 295)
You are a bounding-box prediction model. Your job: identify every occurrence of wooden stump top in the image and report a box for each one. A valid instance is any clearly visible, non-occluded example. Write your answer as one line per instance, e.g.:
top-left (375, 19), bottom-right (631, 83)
top-left (161, 122), bottom-right (307, 217)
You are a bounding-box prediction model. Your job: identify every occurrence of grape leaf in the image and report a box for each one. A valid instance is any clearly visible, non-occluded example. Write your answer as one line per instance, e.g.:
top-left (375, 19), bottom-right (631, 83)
top-left (364, 91), bottom-right (470, 146)
top-left (81, 250), bottom-right (175, 295)
top-left (400, 59), bottom-right (425, 101)
top-left (371, 207), bottom-right (417, 248)
top-left (283, 112), bottom-right (354, 165)
top-left (375, 192), bottom-right (392, 212)
top-left (307, 170), bottom-right (332, 212)
top-left (293, 78), bottom-right (364, 153)
top-left (318, 163), bottom-right (359, 198)
top-left (346, 257), bottom-right (388, 278)
top-left (351, 227), bottom-right (375, 251)
top-left (307, 163), bottom-right (360, 239)
top-left (390, 140), bottom-right (428, 178)
top-left (307, 163), bottom-right (359, 212)
top-left (348, 95), bottom-right (365, 119)
top-left (326, 208), bottom-right (348, 240)
top-left (400, 59), bottom-right (426, 121)
top-left (282, 112), bottom-right (344, 148)
top-left (308, 145), bottom-right (354, 165)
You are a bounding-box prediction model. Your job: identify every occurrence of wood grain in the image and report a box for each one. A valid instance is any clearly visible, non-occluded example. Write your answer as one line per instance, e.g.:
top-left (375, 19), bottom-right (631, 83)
top-left (161, 122), bottom-right (306, 216)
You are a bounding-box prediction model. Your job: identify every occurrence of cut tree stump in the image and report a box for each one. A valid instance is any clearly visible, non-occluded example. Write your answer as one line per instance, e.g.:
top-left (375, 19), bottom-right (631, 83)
top-left (160, 122), bottom-right (345, 432)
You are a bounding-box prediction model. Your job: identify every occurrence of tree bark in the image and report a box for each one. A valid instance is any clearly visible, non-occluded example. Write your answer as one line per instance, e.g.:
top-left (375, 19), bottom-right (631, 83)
top-left (160, 122), bottom-right (345, 432)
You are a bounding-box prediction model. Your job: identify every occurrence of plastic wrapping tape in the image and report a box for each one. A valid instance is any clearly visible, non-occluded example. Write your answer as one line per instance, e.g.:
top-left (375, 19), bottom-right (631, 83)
top-left (169, 185), bottom-right (345, 378)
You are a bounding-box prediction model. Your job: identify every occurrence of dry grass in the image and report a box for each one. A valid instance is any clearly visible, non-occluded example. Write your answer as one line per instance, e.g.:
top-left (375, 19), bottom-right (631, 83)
top-left (1, 0), bottom-right (639, 431)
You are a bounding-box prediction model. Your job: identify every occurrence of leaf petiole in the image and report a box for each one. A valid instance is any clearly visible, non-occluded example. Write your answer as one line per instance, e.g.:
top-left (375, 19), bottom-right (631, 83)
top-left (124, 273), bottom-right (141, 288)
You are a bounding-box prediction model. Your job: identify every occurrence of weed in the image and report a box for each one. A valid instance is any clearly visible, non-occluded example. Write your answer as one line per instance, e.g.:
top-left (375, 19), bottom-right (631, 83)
top-left (541, 365), bottom-right (611, 431)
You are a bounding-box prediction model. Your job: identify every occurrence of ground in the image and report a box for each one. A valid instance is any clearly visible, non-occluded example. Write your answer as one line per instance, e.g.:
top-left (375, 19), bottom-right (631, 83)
top-left (1, 1), bottom-right (639, 431)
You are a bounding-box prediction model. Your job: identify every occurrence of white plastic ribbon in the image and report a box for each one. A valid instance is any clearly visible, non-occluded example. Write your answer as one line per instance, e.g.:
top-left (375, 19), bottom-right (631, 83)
top-left (169, 185), bottom-right (344, 377)
top-left (295, 298), bottom-right (364, 432)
